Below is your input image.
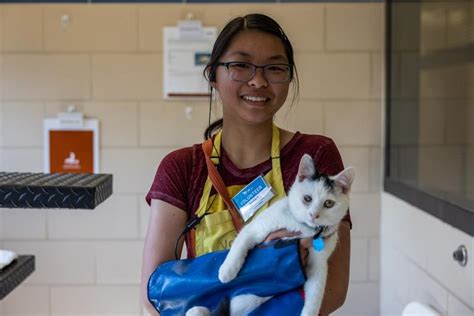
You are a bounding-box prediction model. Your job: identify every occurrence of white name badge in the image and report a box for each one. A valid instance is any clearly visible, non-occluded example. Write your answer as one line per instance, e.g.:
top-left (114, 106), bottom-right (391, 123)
top-left (231, 175), bottom-right (274, 222)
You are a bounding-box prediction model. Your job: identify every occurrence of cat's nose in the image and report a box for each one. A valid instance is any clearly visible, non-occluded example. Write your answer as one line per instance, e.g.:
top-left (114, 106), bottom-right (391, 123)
top-left (311, 213), bottom-right (320, 220)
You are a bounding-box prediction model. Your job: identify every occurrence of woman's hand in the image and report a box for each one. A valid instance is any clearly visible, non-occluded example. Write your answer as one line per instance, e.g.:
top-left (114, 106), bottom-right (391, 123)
top-left (263, 229), bottom-right (312, 266)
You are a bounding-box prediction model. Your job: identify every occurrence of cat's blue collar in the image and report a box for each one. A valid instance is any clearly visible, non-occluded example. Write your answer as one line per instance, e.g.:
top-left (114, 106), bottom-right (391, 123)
top-left (312, 226), bottom-right (337, 252)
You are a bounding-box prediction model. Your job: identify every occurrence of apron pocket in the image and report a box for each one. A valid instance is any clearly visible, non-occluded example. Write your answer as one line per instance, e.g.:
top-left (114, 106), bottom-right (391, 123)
top-left (196, 210), bottom-right (237, 256)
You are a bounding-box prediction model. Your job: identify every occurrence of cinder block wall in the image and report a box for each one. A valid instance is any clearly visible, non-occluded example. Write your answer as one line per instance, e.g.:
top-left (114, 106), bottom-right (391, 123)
top-left (0, 3), bottom-right (383, 315)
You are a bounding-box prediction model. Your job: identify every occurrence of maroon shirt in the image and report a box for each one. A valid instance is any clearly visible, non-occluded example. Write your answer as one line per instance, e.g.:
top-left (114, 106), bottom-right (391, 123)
top-left (146, 132), bottom-right (351, 228)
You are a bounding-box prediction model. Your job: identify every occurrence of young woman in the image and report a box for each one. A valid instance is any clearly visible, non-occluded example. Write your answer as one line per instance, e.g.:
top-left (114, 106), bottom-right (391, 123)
top-left (142, 13), bottom-right (351, 315)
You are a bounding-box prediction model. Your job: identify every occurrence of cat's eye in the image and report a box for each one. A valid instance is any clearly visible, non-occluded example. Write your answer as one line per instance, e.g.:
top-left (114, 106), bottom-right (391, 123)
top-left (303, 195), bottom-right (312, 203)
top-left (324, 200), bottom-right (335, 208)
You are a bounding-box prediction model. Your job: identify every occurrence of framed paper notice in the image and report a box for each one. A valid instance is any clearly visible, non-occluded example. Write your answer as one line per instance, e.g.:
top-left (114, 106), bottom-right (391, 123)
top-left (163, 20), bottom-right (217, 99)
top-left (43, 111), bottom-right (99, 174)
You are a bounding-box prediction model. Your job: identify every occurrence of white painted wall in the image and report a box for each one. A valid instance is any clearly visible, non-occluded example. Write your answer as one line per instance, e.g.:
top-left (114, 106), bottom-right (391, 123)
top-left (380, 193), bottom-right (473, 316)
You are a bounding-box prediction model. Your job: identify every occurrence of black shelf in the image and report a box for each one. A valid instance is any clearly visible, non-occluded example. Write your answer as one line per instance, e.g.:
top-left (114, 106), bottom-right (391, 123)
top-left (0, 172), bottom-right (113, 209)
top-left (0, 256), bottom-right (35, 300)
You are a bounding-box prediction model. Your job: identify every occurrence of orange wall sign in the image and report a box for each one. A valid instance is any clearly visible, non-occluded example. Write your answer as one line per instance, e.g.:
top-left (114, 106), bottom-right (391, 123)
top-left (49, 130), bottom-right (94, 173)
top-left (44, 116), bottom-right (99, 174)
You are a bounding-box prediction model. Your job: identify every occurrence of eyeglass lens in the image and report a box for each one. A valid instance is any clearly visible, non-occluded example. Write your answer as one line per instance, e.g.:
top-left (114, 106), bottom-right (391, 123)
top-left (227, 63), bottom-right (290, 83)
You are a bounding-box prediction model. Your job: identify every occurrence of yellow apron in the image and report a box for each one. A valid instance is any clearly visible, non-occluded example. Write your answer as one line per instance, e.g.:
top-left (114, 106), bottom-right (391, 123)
top-left (194, 124), bottom-right (287, 257)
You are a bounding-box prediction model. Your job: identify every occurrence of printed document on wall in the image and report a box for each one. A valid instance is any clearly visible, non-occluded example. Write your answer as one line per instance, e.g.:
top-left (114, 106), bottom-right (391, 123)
top-left (163, 22), bottom-right (217, 99)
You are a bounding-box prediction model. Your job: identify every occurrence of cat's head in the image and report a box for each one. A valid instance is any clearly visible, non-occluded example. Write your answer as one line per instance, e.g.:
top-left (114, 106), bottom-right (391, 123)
top-left (288, 154), bottom-right (355, 229)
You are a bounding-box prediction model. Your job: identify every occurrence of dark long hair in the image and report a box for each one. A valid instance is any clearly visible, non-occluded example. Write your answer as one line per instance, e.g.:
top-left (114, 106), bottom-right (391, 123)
top-left (203, 13), bottom-right (299, 139)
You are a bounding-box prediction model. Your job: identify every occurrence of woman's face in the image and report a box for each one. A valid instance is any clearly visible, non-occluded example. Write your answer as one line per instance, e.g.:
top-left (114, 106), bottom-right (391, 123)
top-left (213, 30), bottom-right (291, 126)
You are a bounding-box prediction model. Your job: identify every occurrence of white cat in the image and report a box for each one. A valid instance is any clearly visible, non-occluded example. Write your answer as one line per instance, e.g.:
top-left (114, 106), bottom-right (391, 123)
top-left (187, 154), bottom-right (354, 316)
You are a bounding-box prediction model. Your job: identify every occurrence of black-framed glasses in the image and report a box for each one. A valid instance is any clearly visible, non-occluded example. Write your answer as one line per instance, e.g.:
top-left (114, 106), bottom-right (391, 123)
top-left (217, 61), bottom-right (292, 83)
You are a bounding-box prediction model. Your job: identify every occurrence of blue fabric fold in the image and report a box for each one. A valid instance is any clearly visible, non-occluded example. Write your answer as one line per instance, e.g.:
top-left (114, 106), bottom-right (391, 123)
top-left (148, 239), bottom-right (306, 315)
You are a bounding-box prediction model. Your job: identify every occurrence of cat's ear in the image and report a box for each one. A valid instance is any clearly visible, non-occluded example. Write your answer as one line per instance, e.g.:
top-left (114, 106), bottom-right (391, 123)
top-left (297, 154), bottom-right (315, 182)
top-left (330, 167), bottom-right (355, 194)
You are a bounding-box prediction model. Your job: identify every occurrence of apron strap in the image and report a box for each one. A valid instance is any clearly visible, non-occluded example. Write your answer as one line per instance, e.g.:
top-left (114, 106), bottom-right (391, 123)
top-left (202, 139), bottom-right (244, 232)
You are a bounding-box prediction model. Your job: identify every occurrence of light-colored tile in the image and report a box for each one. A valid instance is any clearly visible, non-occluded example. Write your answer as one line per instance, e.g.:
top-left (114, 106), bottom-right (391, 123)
top-left (0, 55), bottom-right (3, 101)
top-left (44, 5), bottom-right (137, 52)
top-left (139, 101), bottom-right (209, 147)
top-left (350, 193), bottom-right (380, 238)
top-left (447, 294), bottom-right (474, 316)
top-left (2, 285), bottom-right (49, 316)
top-left (269, 4), bottom-right (324, 52)
top-left (2, 5), bottom-right (43, 52)
top-left (0, 103), bottom-right (3, 147)
top-left (324, 101), bottom-right (381, 146)
top-left (369, 147), bottom-right (382, 192)
top-left (298, 53), bottom-right (371, 99)
top-left (1, 148), bottom-right (43, 172)
top-left (101, 147), bottom-right (175, 194)
top-left (0, 149), bottom-right (3, 174)
top-left (338, 147), bottom-right (370, 193)
top-left (1, 54), bottom-right (91, 100)
top-left (138, 4), bottom-right (235, 52)
top-left (333, 282), bottom-right (379, 316)
top-left (350, 237), bottom-right (369, 282)
top-left (1, 208), bottom-right (46, 240)
top-left (371, 53), bottom-right (383, 99)
top-left (0, 6), bottom-right (4, 52)
top-left (274, 100), bottom-right (298, 133)
top-left (48, 195), bottom-right (139, 239)
top-left (0, 102), bottom-right (44, 146)
top-left (96, 241), bottom-right (143, 284)
top-left (51, 286), bottom-right (141, 315)
top-left (45, 101), bottom-right (86, 117)
top-left (326, 3), bottom-right (383, 51)
top-left (140, 198), bottom-right (149, 239)
top-left (86, 102), bottom-right (139, 147)
top-left (45, 101), bottom-right (139, 147)
top-left (293, 101), bottom-right (324, 135)
top-left (92, 54), bottom-right (161, 100)
top-left (141, 3), bottom-right (323, 52)
top-left (3, 241), bottom-right (95, 285)
top-left (368, 237), bottom-right (379, 281)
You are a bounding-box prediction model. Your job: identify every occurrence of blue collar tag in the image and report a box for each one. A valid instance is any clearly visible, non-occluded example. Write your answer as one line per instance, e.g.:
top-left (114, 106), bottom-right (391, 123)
top-left (232, 175), bottom-right (274, 222)
top-left (312, 237), bottom-right (325, 252)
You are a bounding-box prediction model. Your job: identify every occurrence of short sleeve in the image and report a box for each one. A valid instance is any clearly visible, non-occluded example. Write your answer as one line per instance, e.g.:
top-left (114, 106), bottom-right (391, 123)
top-left (313, 139), bottom-right (352, 229)
top-left (145, 148), bottom-right (193, 213)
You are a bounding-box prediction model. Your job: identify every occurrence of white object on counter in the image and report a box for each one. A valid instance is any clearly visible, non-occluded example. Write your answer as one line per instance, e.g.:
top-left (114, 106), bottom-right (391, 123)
top-left (0, 249), bottom-right (18, 270)
top-left (401, 302), bottom-right (442, 316)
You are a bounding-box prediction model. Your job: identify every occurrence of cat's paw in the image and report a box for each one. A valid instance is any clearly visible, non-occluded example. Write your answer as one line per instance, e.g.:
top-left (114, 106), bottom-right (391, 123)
top-left (218, 260), bottom-right (240, 283)
top-left (186, 306), bottom-right (211, 316)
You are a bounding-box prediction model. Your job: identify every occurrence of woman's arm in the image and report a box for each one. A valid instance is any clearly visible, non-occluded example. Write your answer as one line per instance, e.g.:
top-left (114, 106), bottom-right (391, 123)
top-left (319, 220), bottom-right (351, 315)
top-left (141, 199), bottom-right (188, 315)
